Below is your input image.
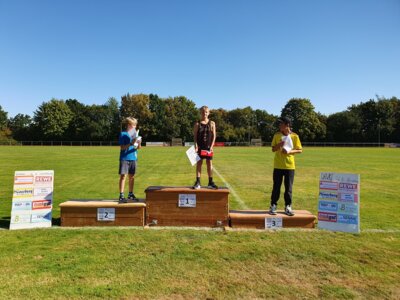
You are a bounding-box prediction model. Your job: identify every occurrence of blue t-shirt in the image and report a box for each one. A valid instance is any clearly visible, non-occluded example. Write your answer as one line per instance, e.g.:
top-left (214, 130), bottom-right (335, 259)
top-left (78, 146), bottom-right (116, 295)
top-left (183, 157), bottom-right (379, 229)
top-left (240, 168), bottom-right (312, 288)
top-left (119, 131), bottom-right (138, 161)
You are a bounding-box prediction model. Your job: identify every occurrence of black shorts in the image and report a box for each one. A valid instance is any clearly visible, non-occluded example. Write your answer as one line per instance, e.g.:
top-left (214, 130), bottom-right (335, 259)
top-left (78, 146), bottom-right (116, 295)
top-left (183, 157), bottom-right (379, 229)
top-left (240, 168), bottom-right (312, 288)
top-left (119, 160), bottom-right (137, 175)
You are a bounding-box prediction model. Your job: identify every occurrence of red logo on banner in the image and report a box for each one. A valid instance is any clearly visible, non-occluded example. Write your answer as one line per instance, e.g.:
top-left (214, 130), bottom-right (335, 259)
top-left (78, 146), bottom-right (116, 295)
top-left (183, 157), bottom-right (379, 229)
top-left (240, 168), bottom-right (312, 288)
top-left (35, 176), bottom-right (53, 183)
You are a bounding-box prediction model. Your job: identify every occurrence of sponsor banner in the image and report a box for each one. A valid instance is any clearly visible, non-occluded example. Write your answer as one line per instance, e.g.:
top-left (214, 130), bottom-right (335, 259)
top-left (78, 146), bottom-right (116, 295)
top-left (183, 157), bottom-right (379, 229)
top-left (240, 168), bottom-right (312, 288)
top-left (10, 170), bottom-right (54, 230)
top-left (10, 213), bottom-right (32, 224)
top-left (34, 175), bottom-right (53, 186)
top-left (34, 187), bottom-right (53, 198)
top-left (14, 176), bottom-right (34, 185)
top-left (319, 191), bottom-right (338, 200)
top-left (319, 181), bottom-right (338, 190)
top-left (318, 212), bottom-right (337, 222)
top-left (12, 201), bottom-right (32, 211)
top-left (31, 210), bottom-right (52, 223)
top-left (339, 193), bottom-right (358, 203)
top-left (337, 203), bottom-right (358, 214)
top-left (32, 200), bottom-right (52, 210)
top-left (338, 214), bottom-right (358, 225)
top-left (13, 187), bottom-right (34, 199)
top-left (318, 201), bottom-right (338, 212)
top-left (339, 183), bottom-right (358, 192)
top-left (318, 172), bottom-right (360, 233)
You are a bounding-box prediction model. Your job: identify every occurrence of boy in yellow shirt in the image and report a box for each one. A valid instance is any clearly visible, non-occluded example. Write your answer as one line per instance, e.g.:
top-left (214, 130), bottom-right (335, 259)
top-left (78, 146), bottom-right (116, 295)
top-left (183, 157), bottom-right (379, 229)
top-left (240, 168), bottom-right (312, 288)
top-left (269, 117), bottom-right (302, 216)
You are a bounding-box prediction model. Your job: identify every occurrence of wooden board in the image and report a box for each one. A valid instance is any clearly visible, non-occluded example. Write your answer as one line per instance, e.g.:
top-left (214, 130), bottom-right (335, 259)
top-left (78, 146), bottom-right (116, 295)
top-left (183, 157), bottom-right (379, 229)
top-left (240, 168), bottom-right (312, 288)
top-left (60, 200), bottom-right (146, 227)
top-left (229, 210), bottom-right (316, 229)
top-left (145, 186), bottom-right (229, 227)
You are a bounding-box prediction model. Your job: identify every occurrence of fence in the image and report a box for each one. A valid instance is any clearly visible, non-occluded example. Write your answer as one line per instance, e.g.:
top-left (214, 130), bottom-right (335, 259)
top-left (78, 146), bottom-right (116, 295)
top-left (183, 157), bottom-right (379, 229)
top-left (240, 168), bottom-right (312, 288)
top-left (0, 140), bottom-right (395, 147)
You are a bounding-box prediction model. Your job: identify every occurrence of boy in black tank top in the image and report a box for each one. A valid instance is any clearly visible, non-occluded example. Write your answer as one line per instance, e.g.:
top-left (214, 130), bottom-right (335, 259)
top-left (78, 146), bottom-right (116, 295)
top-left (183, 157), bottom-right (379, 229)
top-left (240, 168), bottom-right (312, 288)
top-left (193, 106), bottom-right (218, 189)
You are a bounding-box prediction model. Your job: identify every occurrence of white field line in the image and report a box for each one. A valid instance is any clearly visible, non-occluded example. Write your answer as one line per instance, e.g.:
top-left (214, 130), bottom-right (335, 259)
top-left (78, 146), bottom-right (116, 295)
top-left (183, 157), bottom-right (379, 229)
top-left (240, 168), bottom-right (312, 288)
top-left (2, 226), bottom-right (398, 233)
top-left (213, 167), bottom-right (249, 210)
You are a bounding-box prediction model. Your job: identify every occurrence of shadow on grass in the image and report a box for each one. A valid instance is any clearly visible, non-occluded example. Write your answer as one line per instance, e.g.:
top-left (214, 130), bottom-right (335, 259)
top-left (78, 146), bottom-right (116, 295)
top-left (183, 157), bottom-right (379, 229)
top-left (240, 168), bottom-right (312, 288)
top-left (0, 217), bottom-right (10, 229)
top-left (0, 217), bottom-right (61, 229)
top-left (52, 217), bottom-right (61, 226)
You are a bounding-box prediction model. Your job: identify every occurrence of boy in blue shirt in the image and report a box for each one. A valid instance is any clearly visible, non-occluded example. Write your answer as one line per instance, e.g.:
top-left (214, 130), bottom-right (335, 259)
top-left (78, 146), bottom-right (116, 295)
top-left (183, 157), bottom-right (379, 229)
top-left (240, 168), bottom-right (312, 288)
top-left (118, 117), bottom-right (141, 203)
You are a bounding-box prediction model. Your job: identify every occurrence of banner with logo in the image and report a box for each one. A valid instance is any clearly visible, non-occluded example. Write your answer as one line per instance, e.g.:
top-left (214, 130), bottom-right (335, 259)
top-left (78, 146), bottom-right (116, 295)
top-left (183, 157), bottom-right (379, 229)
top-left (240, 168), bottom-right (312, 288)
top-left (318, 172), bottom-right (360, 233)
top-left (10, 170), bottom-right (54, 230)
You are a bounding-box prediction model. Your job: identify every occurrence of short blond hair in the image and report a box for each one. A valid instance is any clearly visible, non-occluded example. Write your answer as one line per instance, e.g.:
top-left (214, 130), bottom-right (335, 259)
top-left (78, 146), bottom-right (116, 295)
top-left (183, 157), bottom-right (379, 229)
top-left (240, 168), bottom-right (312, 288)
top-left (123, 117), bottom-right (137, 127)
top-left (200, 106), bottom-right (209, 112)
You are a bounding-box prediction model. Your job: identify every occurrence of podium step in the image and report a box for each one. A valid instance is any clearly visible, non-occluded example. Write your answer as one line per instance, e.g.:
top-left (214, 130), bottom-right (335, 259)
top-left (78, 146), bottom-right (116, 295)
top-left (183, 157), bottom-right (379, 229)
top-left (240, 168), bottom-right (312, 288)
top-left (229, 210), bottom-right (316, 229)
top-left (145, 186), bottom-right (229, 227)
top-left (60, 200), bottom-right (146, 227)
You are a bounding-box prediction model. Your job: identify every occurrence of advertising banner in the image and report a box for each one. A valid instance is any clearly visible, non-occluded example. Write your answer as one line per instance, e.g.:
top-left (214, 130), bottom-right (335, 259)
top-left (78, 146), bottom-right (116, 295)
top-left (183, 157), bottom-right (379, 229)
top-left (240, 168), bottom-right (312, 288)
top-left (318, 172), bottom-right (360, 233)
top-left (10, 170), bottom-right (54, 230)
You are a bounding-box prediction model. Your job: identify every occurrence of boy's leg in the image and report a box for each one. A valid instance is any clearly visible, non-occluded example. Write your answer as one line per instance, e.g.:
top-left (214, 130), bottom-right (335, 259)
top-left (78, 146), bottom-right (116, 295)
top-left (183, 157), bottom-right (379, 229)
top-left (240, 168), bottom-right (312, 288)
top-left (119, 174), bottom-right (127, 193)
top-left (128, 161), bottom-right (137, 200)
top-left (271, 169), bottom-right (284, 206)
top-left (128, 174), bottom-right (135, 194)
top-left (283, 170), bottom-right (295, 206)
top-left (206, 159), bottom-right (218, 188)
top-left (196, 159), bottom-right (203, 178)
top-left (119, 160), bottom-right (129, 202)
top-left (193, 159), bottom-right (203, 189)
top-left (206, 159), bottom-right (213, 177)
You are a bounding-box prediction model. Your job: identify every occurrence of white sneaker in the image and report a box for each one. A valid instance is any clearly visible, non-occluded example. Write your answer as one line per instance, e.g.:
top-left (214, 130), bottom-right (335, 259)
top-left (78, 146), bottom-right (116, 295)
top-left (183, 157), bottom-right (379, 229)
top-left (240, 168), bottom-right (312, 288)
top-left (285, 205), bottom-right (294, 216)
top-left (269, 204), bottom-right (277, 215)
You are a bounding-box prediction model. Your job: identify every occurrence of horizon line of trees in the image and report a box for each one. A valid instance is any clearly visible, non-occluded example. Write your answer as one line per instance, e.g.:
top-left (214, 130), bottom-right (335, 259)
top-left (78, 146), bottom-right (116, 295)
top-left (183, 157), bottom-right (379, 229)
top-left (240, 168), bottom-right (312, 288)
top-left (0, 94), bottom-right (399, 143)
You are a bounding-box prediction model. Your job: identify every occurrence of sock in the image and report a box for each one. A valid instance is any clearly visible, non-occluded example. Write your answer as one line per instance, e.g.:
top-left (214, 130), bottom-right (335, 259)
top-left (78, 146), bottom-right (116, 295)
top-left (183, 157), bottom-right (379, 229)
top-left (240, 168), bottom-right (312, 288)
top-left (119, 192), bottom-right (124, 198)
top-left (128, 192), bottom-right (133, 196)
top-left (196, 177), bottom-right (200, 183)
top-left (209, 177), bottom-right (213, 184)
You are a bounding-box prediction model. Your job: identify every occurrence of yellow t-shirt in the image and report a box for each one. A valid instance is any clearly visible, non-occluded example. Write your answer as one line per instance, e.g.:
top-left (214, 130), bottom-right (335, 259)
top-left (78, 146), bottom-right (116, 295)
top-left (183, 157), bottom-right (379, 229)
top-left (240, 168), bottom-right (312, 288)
top-left (272, 132), bottom-right (302, 170)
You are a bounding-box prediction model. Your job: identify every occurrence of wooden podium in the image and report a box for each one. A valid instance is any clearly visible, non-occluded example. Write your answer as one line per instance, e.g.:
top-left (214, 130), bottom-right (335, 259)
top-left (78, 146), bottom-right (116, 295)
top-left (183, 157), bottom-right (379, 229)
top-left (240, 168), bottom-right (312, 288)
top-left (60, 200), bottom-right (146, 227)
top-left (145, 186), bottom-right (229, 227)
top-left (229, 210), bottom-right (316, 229)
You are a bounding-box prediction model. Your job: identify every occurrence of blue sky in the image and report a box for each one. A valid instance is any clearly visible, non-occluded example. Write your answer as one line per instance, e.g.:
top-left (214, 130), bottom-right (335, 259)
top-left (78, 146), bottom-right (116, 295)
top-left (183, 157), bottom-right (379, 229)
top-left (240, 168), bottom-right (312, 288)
top-left (1, 0), bottom-right (399, 117)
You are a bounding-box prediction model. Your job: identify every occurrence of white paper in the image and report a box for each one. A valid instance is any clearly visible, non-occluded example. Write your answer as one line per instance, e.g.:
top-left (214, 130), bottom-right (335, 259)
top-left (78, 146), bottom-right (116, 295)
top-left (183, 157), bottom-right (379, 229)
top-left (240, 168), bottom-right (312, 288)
top-left (186, 146), bottom-right (201, 166)
top-left (97, 208), bottom-right (115, 221)
top-left (265, 217), bottom-right (282, 229)
top-left (281, 134), bottom-right (293, 153)
top-left (178, 194), bottom-right (196, 207)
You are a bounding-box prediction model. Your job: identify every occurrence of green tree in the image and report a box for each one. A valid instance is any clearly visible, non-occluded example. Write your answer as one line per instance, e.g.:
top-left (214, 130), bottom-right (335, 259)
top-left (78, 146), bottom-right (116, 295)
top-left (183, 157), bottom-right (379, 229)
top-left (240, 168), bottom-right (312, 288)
top-left (65, 99), bottom-right (90, 140)
top-left (33, 99), bottom-right (73, 140)
top-left (349, 97), bottom-right (397, 143)
top-left (326, 111), bottom-right (362, 142)
top-left (120, 93), bottom-right (153, 139)
top-left (8, 114), bottom-right (33, 140)
top-left (0, 105), bottom-right (8, 130)
top-left (281, 98), bottom-right (326, 141)
top-left (148, 94), bottom-right (166, 141)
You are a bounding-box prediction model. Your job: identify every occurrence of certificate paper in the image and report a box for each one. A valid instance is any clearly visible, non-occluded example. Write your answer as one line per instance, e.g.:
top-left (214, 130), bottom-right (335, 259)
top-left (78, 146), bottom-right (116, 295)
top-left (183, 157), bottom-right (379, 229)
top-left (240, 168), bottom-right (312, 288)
top-left (186, 146), bottom-right (201, 166)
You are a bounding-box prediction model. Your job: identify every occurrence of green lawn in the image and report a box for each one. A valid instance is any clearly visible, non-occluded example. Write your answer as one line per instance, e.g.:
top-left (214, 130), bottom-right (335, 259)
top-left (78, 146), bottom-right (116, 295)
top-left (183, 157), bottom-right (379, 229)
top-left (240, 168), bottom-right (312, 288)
top-left (0, 146), bottom-right (399, 299)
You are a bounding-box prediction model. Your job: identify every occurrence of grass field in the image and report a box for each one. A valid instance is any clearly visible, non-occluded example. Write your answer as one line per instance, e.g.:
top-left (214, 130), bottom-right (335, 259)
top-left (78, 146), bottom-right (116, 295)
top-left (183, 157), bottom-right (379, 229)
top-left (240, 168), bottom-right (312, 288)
top-left (0, 146), bottom-right (399, 299)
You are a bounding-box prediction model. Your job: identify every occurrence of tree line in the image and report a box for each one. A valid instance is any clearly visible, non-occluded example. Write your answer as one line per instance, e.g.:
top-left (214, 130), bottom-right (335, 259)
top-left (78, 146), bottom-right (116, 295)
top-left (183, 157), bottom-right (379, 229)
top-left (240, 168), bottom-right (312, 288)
top-left (0, 94), bottom-right (399, 143)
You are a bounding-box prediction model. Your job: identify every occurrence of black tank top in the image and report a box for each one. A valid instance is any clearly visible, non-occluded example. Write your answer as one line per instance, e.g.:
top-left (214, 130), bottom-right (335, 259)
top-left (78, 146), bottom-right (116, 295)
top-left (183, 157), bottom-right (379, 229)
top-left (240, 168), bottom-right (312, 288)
top-left (197, 121), bottom-right (212, 150)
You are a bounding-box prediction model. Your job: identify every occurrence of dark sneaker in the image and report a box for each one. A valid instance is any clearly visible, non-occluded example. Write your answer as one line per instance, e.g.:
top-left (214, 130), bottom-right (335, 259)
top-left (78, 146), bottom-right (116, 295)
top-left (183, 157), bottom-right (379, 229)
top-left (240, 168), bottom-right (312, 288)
top-left (119, 195), bottom-right (127, 203)
top-left (208, 181), bottom-right (218, 189)
top-left (128, 193), bottom-right (137, 201)
top-left (269, 204), bottom-right (277, 215)
top-left (193, 181), bottom-right (201, 189)
top-left (285, 205), bottom-right (295, 216)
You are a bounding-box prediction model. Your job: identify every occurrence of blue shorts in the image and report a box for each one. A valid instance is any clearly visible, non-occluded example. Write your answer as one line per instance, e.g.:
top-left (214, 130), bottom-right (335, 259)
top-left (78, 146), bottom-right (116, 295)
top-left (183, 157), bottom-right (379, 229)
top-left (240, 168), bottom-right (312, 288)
top-left (119, 160), bottom-right (137, 175)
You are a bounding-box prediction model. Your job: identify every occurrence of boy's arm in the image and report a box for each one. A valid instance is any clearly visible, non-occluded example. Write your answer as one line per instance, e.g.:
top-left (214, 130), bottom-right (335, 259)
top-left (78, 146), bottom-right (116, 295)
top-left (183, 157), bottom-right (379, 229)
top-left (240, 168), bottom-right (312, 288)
top-left (210, 121), bottom-right (216, 151)
top-left (271, 134), bottom-right (283, 152)
top-left (193, 122), bottom-right (199, 151)
top-left (286, 135), bottom-right (302, 155)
